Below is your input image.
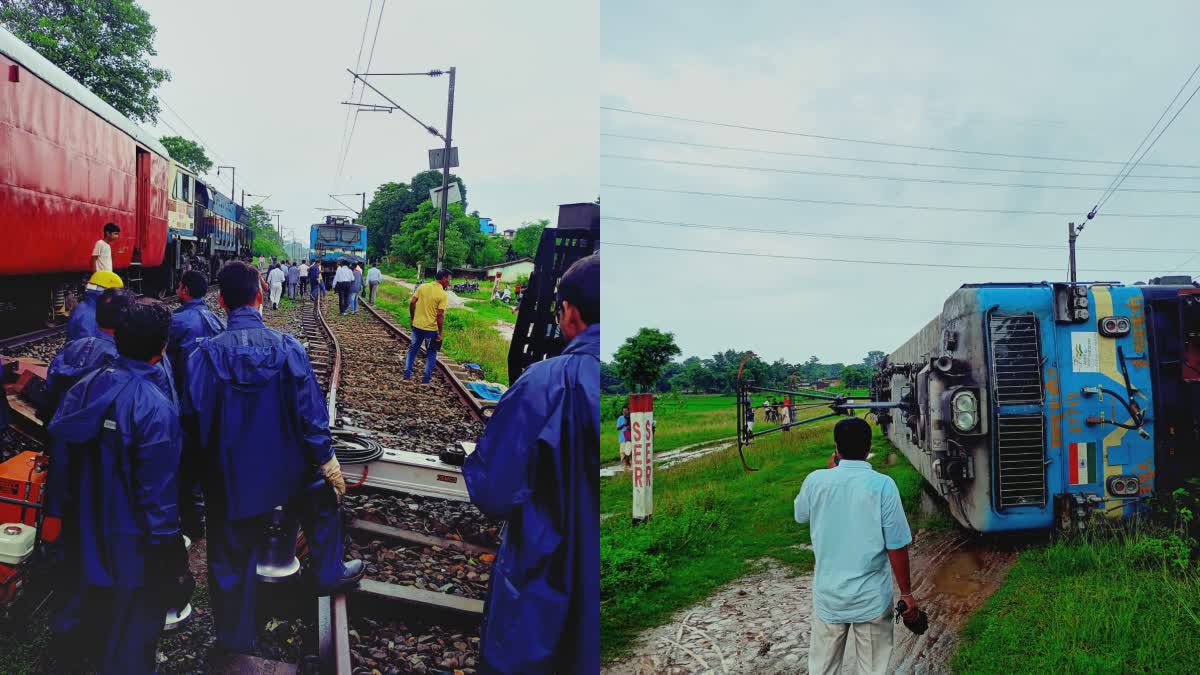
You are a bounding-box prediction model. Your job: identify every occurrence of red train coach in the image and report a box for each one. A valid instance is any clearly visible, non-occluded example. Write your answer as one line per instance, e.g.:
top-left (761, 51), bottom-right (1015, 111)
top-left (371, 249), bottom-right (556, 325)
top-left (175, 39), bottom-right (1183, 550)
top-left (0, 25), bottom-right (170, 321)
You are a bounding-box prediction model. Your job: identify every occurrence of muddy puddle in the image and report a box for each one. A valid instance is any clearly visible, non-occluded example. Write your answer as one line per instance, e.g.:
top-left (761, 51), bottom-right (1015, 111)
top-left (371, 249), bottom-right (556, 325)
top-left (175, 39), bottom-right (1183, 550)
top-left (600, 438), bottom-right (735, 478)
top-left (887, 528), bottom-right (1023, 674)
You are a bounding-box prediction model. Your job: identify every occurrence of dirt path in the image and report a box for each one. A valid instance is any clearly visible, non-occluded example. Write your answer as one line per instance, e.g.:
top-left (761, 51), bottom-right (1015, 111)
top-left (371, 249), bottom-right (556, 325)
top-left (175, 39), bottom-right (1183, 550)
top-left (381, 274), bottom-right (468, 308)
top-left (604, 526), bottom-right (1020, 674)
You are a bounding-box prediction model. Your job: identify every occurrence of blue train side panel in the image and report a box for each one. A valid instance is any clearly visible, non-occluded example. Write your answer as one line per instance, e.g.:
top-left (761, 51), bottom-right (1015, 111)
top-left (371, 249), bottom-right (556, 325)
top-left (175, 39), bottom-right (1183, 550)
top-left (876, 282), bottom-right (1157, 532)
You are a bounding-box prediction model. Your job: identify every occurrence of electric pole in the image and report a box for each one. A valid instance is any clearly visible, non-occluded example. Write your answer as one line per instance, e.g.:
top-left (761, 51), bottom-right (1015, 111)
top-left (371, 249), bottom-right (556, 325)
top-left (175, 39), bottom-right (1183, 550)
top-left (436, 67), bottom-right (456, 272)
top-left (1068, 222), bottom-right (1077, 283)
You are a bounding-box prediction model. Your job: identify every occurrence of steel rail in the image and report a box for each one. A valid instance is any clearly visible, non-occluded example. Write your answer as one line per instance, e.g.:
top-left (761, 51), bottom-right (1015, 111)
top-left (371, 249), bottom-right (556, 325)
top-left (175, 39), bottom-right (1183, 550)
top-left (360, 300), bottom-right (487, 422)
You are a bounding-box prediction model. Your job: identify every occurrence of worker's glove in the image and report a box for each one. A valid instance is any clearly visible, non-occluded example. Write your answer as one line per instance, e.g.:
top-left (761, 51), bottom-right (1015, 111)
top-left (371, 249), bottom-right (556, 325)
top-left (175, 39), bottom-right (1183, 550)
top-left (321, 456), bottom-right (346, 501)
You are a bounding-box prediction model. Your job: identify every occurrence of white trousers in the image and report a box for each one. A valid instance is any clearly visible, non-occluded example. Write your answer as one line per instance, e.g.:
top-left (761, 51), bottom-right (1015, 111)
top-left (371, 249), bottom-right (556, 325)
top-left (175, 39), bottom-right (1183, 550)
top-left (808, 607), bottom-right (893, 675)
top-left (270, 282), bottom-right (283, 306)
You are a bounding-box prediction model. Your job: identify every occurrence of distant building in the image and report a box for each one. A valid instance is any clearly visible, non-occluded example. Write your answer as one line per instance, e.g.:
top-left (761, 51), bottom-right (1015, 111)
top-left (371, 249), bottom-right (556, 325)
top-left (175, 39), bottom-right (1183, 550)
top-left (453, 257), bottom-right (534, 283)
top-left (479, 217), bottom-right (495, 234)
top-left (502, 229), bottom-right (516, 239)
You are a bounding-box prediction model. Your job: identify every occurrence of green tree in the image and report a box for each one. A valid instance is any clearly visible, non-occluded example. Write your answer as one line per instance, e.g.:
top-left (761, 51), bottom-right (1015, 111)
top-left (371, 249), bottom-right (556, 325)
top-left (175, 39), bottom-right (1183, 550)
top-left (510, 219), bottom-right (548, 258)
top-left (613, 328), bottom-right (681, 393)
top-left (863, 350), bottom-right (887, 368)
top-left (245, 204), bottom-right (284, 258)
top-left (600, 361), bottom-right (626, 395)
top-left (841, 364), bottom-right (872, 388)
top-left (360, 170), bottom-right (466, 257)
top-left (388, 201), bottom-right (469, 270)
top-left (0, 0), bottom-right (171, 123)
top-left (159, 135), bottom-right (212, 174)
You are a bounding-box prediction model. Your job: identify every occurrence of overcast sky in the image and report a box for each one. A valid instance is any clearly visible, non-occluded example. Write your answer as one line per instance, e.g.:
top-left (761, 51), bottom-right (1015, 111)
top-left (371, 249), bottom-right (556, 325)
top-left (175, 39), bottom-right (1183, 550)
top-left (141, 0), bottom-right (596, 247)
top-left (601, 1), bottom-right (1200, 365)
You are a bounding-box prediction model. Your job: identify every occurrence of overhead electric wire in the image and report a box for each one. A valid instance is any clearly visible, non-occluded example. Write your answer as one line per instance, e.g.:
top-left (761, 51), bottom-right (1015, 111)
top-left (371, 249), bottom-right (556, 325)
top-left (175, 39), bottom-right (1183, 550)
top-left (1089, 61), bottom-right (1200, 211)
top-left (336, 0), bottom-right (388, 183)
top-left (602, 154), bottom-right (1200, 194)
top-left (1095, 74), bottom-right (1200, 213)
top-left (159, 98), bottom-right (242, 195)
top-left (330, 0), bottom-right (376, 195)
top-left (602, 216), bottom-right (1199, 254)
top-left (600, 241), bottom-right (1167, 274)
top-left (601, 106), bottom-right (1200, 169)
top-left (601, 133), bottom-right (1200, 181)
top-left (601, 183), bottom-right (1200, 219)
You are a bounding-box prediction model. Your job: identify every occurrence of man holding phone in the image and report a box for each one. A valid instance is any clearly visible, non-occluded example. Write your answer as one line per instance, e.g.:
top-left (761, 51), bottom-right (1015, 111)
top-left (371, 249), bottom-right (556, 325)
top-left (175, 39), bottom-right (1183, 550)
top-left (794, 416), bottom-right (920, 675)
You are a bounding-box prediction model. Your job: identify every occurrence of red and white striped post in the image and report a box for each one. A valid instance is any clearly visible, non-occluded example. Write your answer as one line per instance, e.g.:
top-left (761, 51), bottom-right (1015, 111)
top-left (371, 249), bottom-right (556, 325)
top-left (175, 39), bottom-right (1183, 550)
top-left (630, 393), bottom-right (654, 523)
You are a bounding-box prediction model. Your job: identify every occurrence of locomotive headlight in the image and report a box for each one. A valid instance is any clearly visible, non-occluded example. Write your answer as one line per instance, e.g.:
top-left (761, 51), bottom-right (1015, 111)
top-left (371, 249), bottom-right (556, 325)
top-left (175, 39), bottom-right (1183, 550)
top-left (953, 391), bottom-right (977, 412)
top-left (1099, 316), bottom-right (1131, 338)
top-left (953, 410), bottom-right (977, 431)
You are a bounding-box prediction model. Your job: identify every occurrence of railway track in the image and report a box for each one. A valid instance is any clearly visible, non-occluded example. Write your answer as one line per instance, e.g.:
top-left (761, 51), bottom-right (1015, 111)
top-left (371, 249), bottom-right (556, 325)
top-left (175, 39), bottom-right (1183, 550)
top-left (300, 291), bottom-right (499, 674)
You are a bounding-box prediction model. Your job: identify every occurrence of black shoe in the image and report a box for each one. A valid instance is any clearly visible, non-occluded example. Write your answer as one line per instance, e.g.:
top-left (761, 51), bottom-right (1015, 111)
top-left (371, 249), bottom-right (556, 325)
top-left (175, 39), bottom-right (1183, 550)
top-left (328, 559), bottom-right (366, 594)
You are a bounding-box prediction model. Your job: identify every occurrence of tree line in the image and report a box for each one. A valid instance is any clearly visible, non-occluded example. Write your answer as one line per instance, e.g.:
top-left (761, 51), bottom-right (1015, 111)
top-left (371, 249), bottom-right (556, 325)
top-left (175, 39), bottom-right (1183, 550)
top-left (603, 327), bottom-right (886, 395)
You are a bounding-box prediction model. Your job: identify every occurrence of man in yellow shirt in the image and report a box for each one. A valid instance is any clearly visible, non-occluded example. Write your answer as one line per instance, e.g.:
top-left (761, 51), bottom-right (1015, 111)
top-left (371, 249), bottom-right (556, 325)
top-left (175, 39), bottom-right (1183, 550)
top-left (405, 268), bottom-right (451, 383)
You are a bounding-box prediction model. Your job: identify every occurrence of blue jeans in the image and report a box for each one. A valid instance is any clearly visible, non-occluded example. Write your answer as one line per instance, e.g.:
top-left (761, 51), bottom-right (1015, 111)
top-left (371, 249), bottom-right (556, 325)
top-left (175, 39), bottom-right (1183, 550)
top-left (349, 288), bottom-right (359, 312)
top-left (404, 327), bottom-right (439, 383)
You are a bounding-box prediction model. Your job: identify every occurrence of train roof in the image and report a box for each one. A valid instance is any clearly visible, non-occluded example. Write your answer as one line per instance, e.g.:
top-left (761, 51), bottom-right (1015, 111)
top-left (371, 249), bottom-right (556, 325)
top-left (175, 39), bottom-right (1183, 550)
top-left (0, 25), bottom-right (170, 158)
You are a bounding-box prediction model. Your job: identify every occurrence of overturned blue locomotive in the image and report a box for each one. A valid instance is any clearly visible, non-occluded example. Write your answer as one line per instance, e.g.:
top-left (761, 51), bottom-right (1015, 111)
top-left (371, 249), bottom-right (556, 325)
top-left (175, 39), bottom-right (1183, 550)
top-left (872, 279), bottom-right (1200, 532)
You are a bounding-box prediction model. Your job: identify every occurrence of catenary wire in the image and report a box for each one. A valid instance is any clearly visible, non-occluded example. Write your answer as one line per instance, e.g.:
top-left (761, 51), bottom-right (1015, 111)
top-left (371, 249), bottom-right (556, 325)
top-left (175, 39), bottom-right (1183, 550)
top-left (599, 241), bottom-right (1170, 274)
top-left (601, 183), bottom-right (1200, 219)
top-left (330, 0), bottom-right (376, 196)
top-left (602, 154), bottom-right (1200, 194)
top-left (600, 106), bottom-right (1200, 169)
top-left (600, 133), bottom-right (1200, 181)
top-left (602, 216), bottom-right (1199, 254)
top-left (1096, 77), bottom-right (1200, 212)
top-left (1090, 61), bottom-right (1200, 208)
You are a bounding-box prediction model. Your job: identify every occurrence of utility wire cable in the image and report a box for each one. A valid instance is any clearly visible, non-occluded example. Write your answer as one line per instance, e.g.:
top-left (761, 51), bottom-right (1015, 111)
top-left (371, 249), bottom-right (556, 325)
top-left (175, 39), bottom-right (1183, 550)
top-left (600, 106), bottom-right (1200, 169)
top-left (1096, 76), bottom-right (1200, 213)
top-left (1090, 61), bottom-right (1200, 210)
top-left (337, 0), bottom-right (388, 182)
top-left (602, 154), bottom-right (1200, 194)
top-left (331, 0), bottom-right (376, 196)
top-left (600, 241), bottom-right (1167, 274)
top-left (601, 133), bottom-right (1200, 181)
top-left (601, 183), bottom-right (1200, 219)
top-left (603, 216), bottom-right (1198, 254)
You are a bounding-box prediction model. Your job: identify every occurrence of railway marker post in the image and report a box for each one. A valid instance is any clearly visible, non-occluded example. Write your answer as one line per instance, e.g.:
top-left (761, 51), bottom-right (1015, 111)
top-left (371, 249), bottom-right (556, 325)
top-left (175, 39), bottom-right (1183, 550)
top-left (630, 393), bottom-right (655, 523)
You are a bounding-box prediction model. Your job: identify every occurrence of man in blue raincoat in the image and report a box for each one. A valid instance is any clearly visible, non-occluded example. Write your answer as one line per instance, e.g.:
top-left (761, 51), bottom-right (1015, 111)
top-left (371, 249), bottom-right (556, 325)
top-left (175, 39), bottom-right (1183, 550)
top-left (43, 288), bottom-right (130, 664)
top-left (463, 253), bottom-right (600, 674)
top-left (47, 301), bottom-right (190, 675)
top-left (308, 261), bottom-right (321, 302)
top-left (166, 270), bottom-right (226, 539)
top-left (187, 261), bottom-right (364, 655)
top-left (66, 270), bottom-right (124, 343)
top-left (42, 289), bottom-right (132, 423)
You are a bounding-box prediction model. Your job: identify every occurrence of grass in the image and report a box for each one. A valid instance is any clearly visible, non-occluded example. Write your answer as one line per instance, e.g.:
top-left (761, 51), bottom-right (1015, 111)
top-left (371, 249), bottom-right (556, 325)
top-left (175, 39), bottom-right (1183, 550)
top-left (374, 281), bottom-right (512, 385)
top-left (597, 391), bottom-right (871, 465)
top-left (599, 419), bottom-right (922, 662)
top-left (599, 395), bottom-right (738, 465)
top-left (953, 529), bottom-right (1200, 673)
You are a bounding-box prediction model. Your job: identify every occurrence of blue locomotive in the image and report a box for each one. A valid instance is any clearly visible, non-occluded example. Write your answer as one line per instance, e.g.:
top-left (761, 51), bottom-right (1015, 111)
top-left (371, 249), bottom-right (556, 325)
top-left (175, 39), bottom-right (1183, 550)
top-left (310, 216), bottom-right (368, 285)
top-left (872, 279), bottom-right (1200, 532)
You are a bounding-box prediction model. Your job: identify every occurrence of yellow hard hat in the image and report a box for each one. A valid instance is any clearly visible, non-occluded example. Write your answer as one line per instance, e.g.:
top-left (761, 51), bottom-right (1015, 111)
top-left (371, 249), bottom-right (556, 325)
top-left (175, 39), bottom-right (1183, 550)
top-left (87, 270), bottom-right (124, 289)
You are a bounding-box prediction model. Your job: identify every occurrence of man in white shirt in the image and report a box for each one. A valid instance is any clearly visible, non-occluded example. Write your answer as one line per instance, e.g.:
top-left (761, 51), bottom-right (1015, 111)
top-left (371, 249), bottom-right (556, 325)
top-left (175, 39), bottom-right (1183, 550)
top-left (299, 261), bottom-right (310, 297)
top-left (332, 261), bottom-right (355, 315)
top-left (92, 223), bottom-right (120, 272)
top-left (366, 263), bottom-right (383, 305)
top-left (267, 264), bottom-right (286, 310)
